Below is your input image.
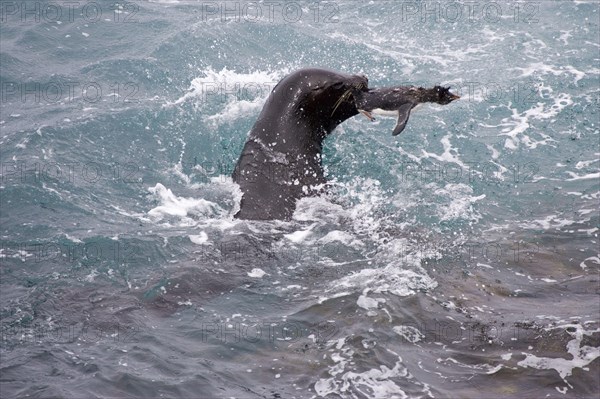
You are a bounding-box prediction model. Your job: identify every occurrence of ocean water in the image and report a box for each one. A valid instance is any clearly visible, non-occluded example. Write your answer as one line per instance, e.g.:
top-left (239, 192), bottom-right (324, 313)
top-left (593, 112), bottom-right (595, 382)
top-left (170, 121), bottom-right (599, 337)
top-left (1, 0), bottom-right (599, 398)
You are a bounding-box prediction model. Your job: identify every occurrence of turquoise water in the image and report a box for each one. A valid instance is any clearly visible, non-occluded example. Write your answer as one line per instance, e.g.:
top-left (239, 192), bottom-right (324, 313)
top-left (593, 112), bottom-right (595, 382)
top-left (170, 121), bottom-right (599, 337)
top-left (1, 1), bottom-right (599, 397)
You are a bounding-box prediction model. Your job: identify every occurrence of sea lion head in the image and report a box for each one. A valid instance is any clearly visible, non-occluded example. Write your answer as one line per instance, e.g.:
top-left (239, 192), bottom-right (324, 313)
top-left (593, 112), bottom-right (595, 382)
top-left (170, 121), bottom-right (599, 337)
top-left (267, 69), bottom-right (369, 128)
top-left (303, 71), bottom-right (368, 113)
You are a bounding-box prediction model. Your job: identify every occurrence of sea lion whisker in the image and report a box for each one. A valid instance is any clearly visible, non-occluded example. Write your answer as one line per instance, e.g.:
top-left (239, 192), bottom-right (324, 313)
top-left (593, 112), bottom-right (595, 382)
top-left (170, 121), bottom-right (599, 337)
top-left (330, 89), bottom-right (353, 117)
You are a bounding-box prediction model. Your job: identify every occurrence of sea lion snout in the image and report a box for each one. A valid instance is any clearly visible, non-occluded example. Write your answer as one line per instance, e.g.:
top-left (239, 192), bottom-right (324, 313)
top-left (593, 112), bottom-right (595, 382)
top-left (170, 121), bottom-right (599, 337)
top-left (352, 74), bottom-right (369, 90)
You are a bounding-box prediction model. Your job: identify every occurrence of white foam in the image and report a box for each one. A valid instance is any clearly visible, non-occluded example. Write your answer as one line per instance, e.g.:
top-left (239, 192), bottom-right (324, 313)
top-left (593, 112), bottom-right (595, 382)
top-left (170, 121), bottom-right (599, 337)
top-left (147, 183), bottom-right (219, 220)
top-left (318, 230), bottom-right (363, 249)
top-left (393, 325), bottom-right (424, 343)
top-left (167, 67), bottom-right (289, 126)
top-left (512, 62), bottom-right (586, 84)
top-left (315, 341), bottom-right (434, 399)
top-left (284, 225), bottom-right (315, 243)
top-left (331, 264), bottom-right (437, 297)
top-left (517, 323), bottom-right (600, 385)
top-left (435, 183), bottom-right (485, 222)
top-left (189, 232), bottom-right (208, 245)
top-left (564, 171), bottom-right (600, 181)
top-left (84, 269), bottom-right (99, 282)
top-left (292, 197), bottom-right (346, 223)
top-left (421, 134), bottom-right (467, 169)
top-left (65, 234), bottom-right (83, 244)
top-left (520, 214), bottom-right (577, 231)
top-left (499, 94), bottom-right (569, 150)
top-left (340, 177), bottom-right (387, 238)
top-left (580, 256), bottom-right (600, 270)
top-left (575, 159), bottom-right (599, 170)
top-left (248, 268), bottom-right (267, 278)
top-left (357, 289), bottom-right (386, 310)
top-left (486, 144), bottom-right (500, 160)
top-left (204, 98), bottom-right (266, 127)
top-left (438, 356), bottom-right (507, 375)
top-left (170, 67), bottom-right (284, 106)
top-left (292, 177), bottom-right (388, 242)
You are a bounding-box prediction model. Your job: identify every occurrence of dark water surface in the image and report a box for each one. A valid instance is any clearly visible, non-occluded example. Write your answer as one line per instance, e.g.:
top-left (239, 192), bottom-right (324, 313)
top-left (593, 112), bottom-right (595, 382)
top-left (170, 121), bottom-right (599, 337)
top-left (1, 1), bottom-right (599, 398)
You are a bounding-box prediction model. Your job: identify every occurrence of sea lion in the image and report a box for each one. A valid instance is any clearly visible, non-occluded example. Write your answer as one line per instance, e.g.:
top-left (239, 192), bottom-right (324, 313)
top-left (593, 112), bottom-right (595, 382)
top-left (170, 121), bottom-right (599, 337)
top-left (232, 68), bottom-right (368, 220)
top-left (232, 69), bottom-right (459, 220)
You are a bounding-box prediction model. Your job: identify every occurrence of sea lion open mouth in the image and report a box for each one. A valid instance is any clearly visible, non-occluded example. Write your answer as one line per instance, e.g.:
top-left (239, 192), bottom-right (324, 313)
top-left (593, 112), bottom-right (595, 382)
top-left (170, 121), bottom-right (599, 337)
top-left (331, 80), bottom-right (368, 117)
